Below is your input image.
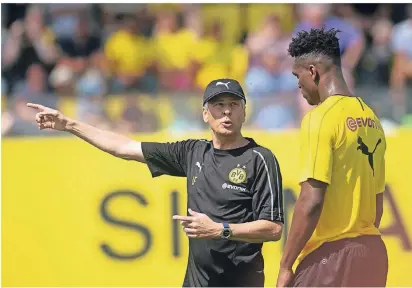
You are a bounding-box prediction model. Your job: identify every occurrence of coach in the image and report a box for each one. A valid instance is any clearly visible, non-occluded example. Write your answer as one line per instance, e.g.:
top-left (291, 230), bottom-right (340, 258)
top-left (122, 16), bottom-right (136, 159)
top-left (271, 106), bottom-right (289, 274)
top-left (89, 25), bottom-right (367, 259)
top-left (27, 78), bottom-right (284, 287)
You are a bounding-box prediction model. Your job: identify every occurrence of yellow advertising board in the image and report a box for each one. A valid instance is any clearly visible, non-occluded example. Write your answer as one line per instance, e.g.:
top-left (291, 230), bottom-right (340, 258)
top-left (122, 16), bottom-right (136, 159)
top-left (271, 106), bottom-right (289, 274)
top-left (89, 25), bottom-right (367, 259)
top-left (2, 130), bottom-right (412, 286)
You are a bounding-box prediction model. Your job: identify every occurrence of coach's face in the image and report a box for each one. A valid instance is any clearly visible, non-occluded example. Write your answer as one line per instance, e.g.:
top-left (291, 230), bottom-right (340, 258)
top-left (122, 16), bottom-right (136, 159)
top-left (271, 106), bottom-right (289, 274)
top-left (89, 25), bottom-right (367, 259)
top-left (203, 94), bottom-right (246, 136)
top-left (292, 61), bottom-right (320, 105)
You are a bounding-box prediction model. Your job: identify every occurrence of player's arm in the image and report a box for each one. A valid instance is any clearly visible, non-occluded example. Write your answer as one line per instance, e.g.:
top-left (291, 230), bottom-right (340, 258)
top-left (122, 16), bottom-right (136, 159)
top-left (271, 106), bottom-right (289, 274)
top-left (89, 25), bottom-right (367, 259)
top-left (27, 103), bottom-right (146, 162)
top-left (230, 152), bottom-right (284, 243)
top-left (67, 118), bottom-right (146, 162)
top-left (174, 211), bottom-right (282, 243)
top-left (228, 220), bottom-right (283, 243)
top-left (279, 179), bottom-right (327, 270)
top-left (27, 103), bottom-right (197, 177)
top-left (279, 113), bottom-right (333, 271)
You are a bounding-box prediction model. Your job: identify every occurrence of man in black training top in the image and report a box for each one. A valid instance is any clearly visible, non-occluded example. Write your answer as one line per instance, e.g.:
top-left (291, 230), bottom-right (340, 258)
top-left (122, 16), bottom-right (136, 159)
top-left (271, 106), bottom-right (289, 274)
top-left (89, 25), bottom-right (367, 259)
top-left (27, 78), bottom-right (284, 287)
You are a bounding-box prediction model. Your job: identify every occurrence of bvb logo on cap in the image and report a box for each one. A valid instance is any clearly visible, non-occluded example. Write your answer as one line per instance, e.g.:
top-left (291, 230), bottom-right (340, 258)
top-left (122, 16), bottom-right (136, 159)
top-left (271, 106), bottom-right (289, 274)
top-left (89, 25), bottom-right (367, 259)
top-left (228, 165), bottom-right (247, 184)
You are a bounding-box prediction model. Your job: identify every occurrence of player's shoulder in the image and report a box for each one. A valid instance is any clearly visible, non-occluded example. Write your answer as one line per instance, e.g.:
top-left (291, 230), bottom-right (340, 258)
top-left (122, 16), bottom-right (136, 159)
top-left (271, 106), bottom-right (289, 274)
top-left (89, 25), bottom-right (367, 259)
top-left (249, 142), bottom-right (279, 164)
top-left (249, 144), bottom-right (281, 175)
top-left (302, 96), bottom-right (347, 130)
top-left (162, 139), bottom-right (209, 154)
top-left (316, 96), bottom-right (347, 117)
top-left (181, 139), bottom-right (210, 150)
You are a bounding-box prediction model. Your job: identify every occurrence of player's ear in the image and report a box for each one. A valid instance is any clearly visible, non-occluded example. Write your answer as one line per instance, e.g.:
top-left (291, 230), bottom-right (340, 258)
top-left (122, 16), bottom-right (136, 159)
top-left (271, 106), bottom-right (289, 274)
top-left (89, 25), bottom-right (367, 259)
top-left (309, 65), bottom-right (316, 78)
top-left (309, 65), bottom-right (319, 85)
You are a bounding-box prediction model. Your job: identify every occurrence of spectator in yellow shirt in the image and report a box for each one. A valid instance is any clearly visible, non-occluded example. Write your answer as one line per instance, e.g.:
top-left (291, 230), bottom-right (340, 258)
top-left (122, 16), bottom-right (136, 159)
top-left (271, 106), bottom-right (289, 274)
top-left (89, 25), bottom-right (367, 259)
top-left (152, 11), bottom-right (197, 91)
top-left (104, 14), bottom-right (156, 93)
top-left (193, 21), bottom-right (248, 91)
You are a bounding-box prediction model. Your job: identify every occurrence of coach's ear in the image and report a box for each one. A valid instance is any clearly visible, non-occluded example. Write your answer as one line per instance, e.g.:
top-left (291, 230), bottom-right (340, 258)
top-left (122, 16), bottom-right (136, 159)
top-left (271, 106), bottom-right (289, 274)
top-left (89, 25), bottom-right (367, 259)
top-left (202, 106), bottom-right (209, 123)
top-left (242, 105), bottom-right (246, 124)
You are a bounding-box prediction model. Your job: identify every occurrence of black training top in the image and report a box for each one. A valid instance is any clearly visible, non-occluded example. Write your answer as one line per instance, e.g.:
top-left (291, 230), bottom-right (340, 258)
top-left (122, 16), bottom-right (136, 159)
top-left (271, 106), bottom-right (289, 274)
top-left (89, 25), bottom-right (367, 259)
top-left (141, 138), bottom-right (284, 287)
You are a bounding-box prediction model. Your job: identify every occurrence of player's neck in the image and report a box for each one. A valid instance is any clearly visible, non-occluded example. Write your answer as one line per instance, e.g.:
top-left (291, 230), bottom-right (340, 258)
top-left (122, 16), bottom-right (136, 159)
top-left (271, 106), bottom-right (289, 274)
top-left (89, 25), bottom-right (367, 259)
top-left (211, 133), bottom-right (249, 150)
top-left (319, 72), bottom-right (353, 103)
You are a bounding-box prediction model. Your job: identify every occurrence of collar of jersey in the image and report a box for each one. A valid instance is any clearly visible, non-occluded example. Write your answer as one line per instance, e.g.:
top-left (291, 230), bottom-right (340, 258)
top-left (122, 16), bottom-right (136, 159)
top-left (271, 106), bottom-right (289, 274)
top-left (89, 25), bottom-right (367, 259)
top-left (211, 138), bottom-right (256, 155)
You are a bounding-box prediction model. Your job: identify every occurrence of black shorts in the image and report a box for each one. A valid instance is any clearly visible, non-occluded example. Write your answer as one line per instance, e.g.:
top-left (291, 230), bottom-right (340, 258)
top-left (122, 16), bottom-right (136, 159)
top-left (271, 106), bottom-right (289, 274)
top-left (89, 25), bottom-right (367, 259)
top-left (182, 268), bottom-right (264, 287)
top-left (293, 235), bottom-right (388, 287)
top-left (182, 251), bottom-right (265, 287)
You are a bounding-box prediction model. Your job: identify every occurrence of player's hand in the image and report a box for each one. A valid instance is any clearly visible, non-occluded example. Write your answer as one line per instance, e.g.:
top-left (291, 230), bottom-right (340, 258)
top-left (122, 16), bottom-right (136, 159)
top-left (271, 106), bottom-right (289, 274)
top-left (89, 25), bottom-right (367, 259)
top-left (173, 208), bottom-right (221, 239)
top-left (27, 103), bottom-right (69, 131)
top-left (276, 267), bottom-right (295, 287)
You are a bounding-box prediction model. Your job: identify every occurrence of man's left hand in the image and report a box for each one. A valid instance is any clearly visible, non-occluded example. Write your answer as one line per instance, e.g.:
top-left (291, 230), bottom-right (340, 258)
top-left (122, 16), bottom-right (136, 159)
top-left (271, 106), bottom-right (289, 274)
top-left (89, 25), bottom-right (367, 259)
top-left (173, 208), bottom-right (221, 239)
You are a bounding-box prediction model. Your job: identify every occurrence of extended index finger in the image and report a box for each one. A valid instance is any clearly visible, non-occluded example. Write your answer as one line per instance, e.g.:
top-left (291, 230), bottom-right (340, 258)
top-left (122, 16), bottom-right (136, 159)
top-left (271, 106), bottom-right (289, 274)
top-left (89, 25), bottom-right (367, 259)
top-left (27, 103), bottom-right (45, 111)
top-left (172, 215), bottom-right (195, 222)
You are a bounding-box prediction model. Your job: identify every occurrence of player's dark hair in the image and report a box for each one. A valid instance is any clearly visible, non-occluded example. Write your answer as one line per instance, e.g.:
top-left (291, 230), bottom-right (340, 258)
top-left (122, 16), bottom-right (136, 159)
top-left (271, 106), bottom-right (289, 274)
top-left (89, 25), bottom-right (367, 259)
top-left (288, 27), bottom-right (341, 66)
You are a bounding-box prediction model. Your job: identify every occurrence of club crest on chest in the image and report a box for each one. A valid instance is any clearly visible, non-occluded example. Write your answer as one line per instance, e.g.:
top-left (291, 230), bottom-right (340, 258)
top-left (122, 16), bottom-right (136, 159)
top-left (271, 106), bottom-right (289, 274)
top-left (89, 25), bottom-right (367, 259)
top-left (228, 164), bottom-right (247, 184)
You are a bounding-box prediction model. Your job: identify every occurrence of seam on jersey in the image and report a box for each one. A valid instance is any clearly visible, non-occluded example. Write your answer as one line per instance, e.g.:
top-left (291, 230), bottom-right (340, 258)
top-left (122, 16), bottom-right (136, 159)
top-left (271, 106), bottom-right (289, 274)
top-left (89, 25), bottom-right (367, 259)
top-left (189, 139), bottom-right (208, 153)
top-left (271, 153), bottom-right (283, 221)
top-left (185, 139), bottom-right (208, 172)
top-left (252, 150), bottom-right (277, 221)
top-left (356, 97), bottom-right (365, 111)
top-left (312, 97), bottom-right (346, 178)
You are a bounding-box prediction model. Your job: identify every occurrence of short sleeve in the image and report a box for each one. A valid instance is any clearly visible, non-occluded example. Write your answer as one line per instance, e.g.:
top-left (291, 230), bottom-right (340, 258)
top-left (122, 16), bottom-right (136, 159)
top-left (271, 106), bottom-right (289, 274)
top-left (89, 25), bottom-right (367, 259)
top-left (251, 150), bottom-right (284, 223)
top-left (299, 112), bottom-right (335, 185)
top-left (141, 140), bottom-right (199, 178)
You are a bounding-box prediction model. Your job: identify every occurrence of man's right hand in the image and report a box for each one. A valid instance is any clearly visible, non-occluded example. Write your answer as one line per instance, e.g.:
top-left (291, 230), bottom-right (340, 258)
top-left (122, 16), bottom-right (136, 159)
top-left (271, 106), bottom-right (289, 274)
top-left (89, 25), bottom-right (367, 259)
top-left (27, 103), bottom-right (145, 163)
top-left (27, 103), bottom-right (69, 131)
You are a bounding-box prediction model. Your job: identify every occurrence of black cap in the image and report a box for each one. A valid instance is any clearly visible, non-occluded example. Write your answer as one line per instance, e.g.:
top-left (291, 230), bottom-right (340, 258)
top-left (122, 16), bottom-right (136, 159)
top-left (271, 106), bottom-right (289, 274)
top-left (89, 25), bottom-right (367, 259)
top-left (203, 78), bottom-right (246, 106)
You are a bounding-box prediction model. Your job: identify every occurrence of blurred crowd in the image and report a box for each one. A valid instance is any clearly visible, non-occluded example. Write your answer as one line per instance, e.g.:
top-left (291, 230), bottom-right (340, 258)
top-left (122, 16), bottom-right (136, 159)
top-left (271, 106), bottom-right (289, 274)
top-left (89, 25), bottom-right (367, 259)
top-left (2, 3), bottom-right (412, 137)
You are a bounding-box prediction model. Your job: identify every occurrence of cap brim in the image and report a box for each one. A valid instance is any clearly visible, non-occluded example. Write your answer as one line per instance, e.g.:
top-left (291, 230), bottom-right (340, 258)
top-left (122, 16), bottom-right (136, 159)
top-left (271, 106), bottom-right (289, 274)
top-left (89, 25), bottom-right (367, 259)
top-left (203, 91), bottom-right (246, 105)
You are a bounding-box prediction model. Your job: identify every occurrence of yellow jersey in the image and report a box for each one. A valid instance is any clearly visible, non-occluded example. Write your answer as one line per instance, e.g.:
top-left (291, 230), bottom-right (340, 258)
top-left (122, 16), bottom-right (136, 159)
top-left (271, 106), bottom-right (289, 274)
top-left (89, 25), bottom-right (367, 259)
top-left (298, 95), bottom-right (386, 264)
top-left (104, 30), bottom-right (151, 75)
